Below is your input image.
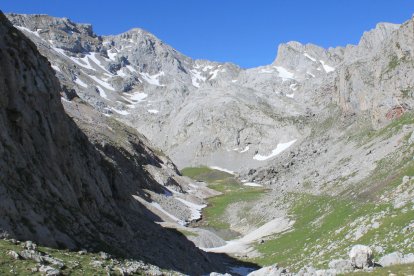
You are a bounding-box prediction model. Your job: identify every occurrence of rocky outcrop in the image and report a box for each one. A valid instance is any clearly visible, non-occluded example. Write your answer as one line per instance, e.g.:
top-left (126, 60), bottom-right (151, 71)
top-left (378, 252), bottom-right (414, 267)
top-left (349, 245), bottom-right (373, 269)
top-left (0, 12), bottom-right (236, 274)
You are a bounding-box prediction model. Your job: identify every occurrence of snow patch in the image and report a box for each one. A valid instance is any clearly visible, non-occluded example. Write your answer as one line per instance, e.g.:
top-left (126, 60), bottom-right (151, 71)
top-left (87, 52), bottom-right (111, 73)
top-left (16, 26), bottom-right (41, 38)
top-left (52, 47), bottom-right (95, 71)
top-left (320, 60), bottom-right (335, 73)
top-left (96, 86), bottom-right (108, 99)
top-left (147, 109), bottom-right (159, 114)
top-left (243, 182), bottom-right (263, 187)
top-left (51, 65), bottom-right (61, 73)
top-left (117, 69), bottom-right (129, 78)
top-left (176, 198), bottom-right (206, 221)
top-left (107, 50), bottom-right (118, 61)
top-left (209, 68), bottom-right (226, 80)
top-left (290, 83), bottom-right (298, 91)
top-left (75, 78), bottom-right (88, 88)
top-left (89, 75), bottom-right (115, 91)
top-left (209, 166), bottom-right (235, 175)
top-left (240, 146), bottom-right (250, 153)
top-left (128, 92), bottom-right (148, 102)
top-left (140, 72), bottom-right (165, 86)
top-left (304, 52), bottom-right (317, 62)
top-left (307, 72), bottom-right (315, 78)
top-left (273, 66), bottom-right (295, 81)
top-left (253, 139), bottom-right (297, 161)
top-left (190, 69), bottom-right (206, 88)
top-left (286, 93), bottom-right (294, 98)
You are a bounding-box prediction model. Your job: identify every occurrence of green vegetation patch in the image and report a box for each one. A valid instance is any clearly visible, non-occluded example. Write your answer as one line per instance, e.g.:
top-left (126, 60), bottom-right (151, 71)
top-left (0, 239), bottom-right (115, 275)
top-left (182, 166), bottom-right (265, 230)
top-left (0, 239), bottom-right (181, 275)
top-left (254, 193), bottom-right (377, 270)
top-left (253, 190), bottom-right (414, 272)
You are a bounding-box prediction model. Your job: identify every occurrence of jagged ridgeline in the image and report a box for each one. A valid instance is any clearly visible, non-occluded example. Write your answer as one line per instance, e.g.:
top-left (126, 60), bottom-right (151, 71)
top-left (0, 12), bottom-right (245, 275)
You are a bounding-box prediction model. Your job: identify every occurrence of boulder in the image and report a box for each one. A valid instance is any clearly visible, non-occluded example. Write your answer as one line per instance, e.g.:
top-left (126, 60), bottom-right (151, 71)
top-left (39, 265), bottom-right (60, 276)
top-left (23, 241), bottom-right (37, 251)
top-left (349, 245), bottom-right (373, 269)
top-left (8, 250), bottom-right (21, 260)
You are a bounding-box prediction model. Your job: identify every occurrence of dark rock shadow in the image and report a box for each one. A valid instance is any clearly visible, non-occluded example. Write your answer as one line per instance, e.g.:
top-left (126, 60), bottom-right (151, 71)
top-left (0, 12), bottom-right (260, 275)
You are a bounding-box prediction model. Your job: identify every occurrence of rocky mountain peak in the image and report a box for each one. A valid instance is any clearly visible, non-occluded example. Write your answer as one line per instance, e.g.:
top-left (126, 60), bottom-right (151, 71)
top-left (272, 41), bottom-right (339, 80)
top-left (357, 22), bottom-right (400, 51)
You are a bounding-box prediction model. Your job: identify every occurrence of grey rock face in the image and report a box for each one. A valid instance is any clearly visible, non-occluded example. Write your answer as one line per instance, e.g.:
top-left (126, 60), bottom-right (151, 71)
top-left (7, 12), bottom-right (411, 176)
top-left (5, 13), bottom-right (314, 171)
top-left (378, 252), bottom-right (414, 267)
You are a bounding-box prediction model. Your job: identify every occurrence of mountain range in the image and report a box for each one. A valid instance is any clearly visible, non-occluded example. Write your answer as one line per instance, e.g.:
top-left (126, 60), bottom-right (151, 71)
top-left (1, 10), bottom-right (414, 275)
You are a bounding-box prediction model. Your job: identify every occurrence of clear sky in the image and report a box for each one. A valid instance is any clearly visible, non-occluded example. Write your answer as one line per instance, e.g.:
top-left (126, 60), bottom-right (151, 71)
top-left (2, 1), bottom-right (414, 68)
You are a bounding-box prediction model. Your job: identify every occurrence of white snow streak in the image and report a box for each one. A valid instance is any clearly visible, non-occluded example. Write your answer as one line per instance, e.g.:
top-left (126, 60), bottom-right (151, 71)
top-left (128, 92), bottom-right (148, 102)
top-left (240, 146), bottom-right (250, 153)
top-left (52, 47), bottom-right (96, 71)
top-left (16, 26), bottom-right (41, 38)
top-left (304, 52), bottom-right (316, 62)
top-left (87, 53), bottom-right (111, 73)
top-left (243, 182), bottom-right (263, 187)
top-left (140, 72), bottom-right (165, 86)
top-left (96, 86), bottom-right (108, 99)
top-left (273, 66), bottom-right (295, 81)
top-left (75, 78), bottom-right (88, 88)
top-left (320, 60), bottom-right (335, 73)
top-left (253, 139), bottom-right (297, 161)
top-left (209, 166), bottom-right (235, 175)
top-left (147, 109), bottom-right (159, 114)
top-left (190, 69), bottom-right (206, 88)
top-left (176, 198), bottom-right (206, 221)
top-left (107, 50), bottom-right (118, 61)
top-left (51, 65), bottom-right (61, 73)
top-left (89, 75), bottom-right (115, 91)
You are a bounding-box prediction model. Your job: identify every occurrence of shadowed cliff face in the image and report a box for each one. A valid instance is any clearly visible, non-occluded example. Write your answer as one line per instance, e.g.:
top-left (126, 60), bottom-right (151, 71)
top-left (0, 12), bottom-right (258, 274)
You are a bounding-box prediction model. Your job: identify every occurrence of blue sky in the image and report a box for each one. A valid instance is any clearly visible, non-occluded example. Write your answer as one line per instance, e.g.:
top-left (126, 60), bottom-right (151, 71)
top-left (2, 1), bottom-right (414, 68)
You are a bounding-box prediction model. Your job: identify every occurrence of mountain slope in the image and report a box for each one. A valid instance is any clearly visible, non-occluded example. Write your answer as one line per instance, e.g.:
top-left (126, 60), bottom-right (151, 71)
top-left (0, 12), bottom-right (245, 275)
